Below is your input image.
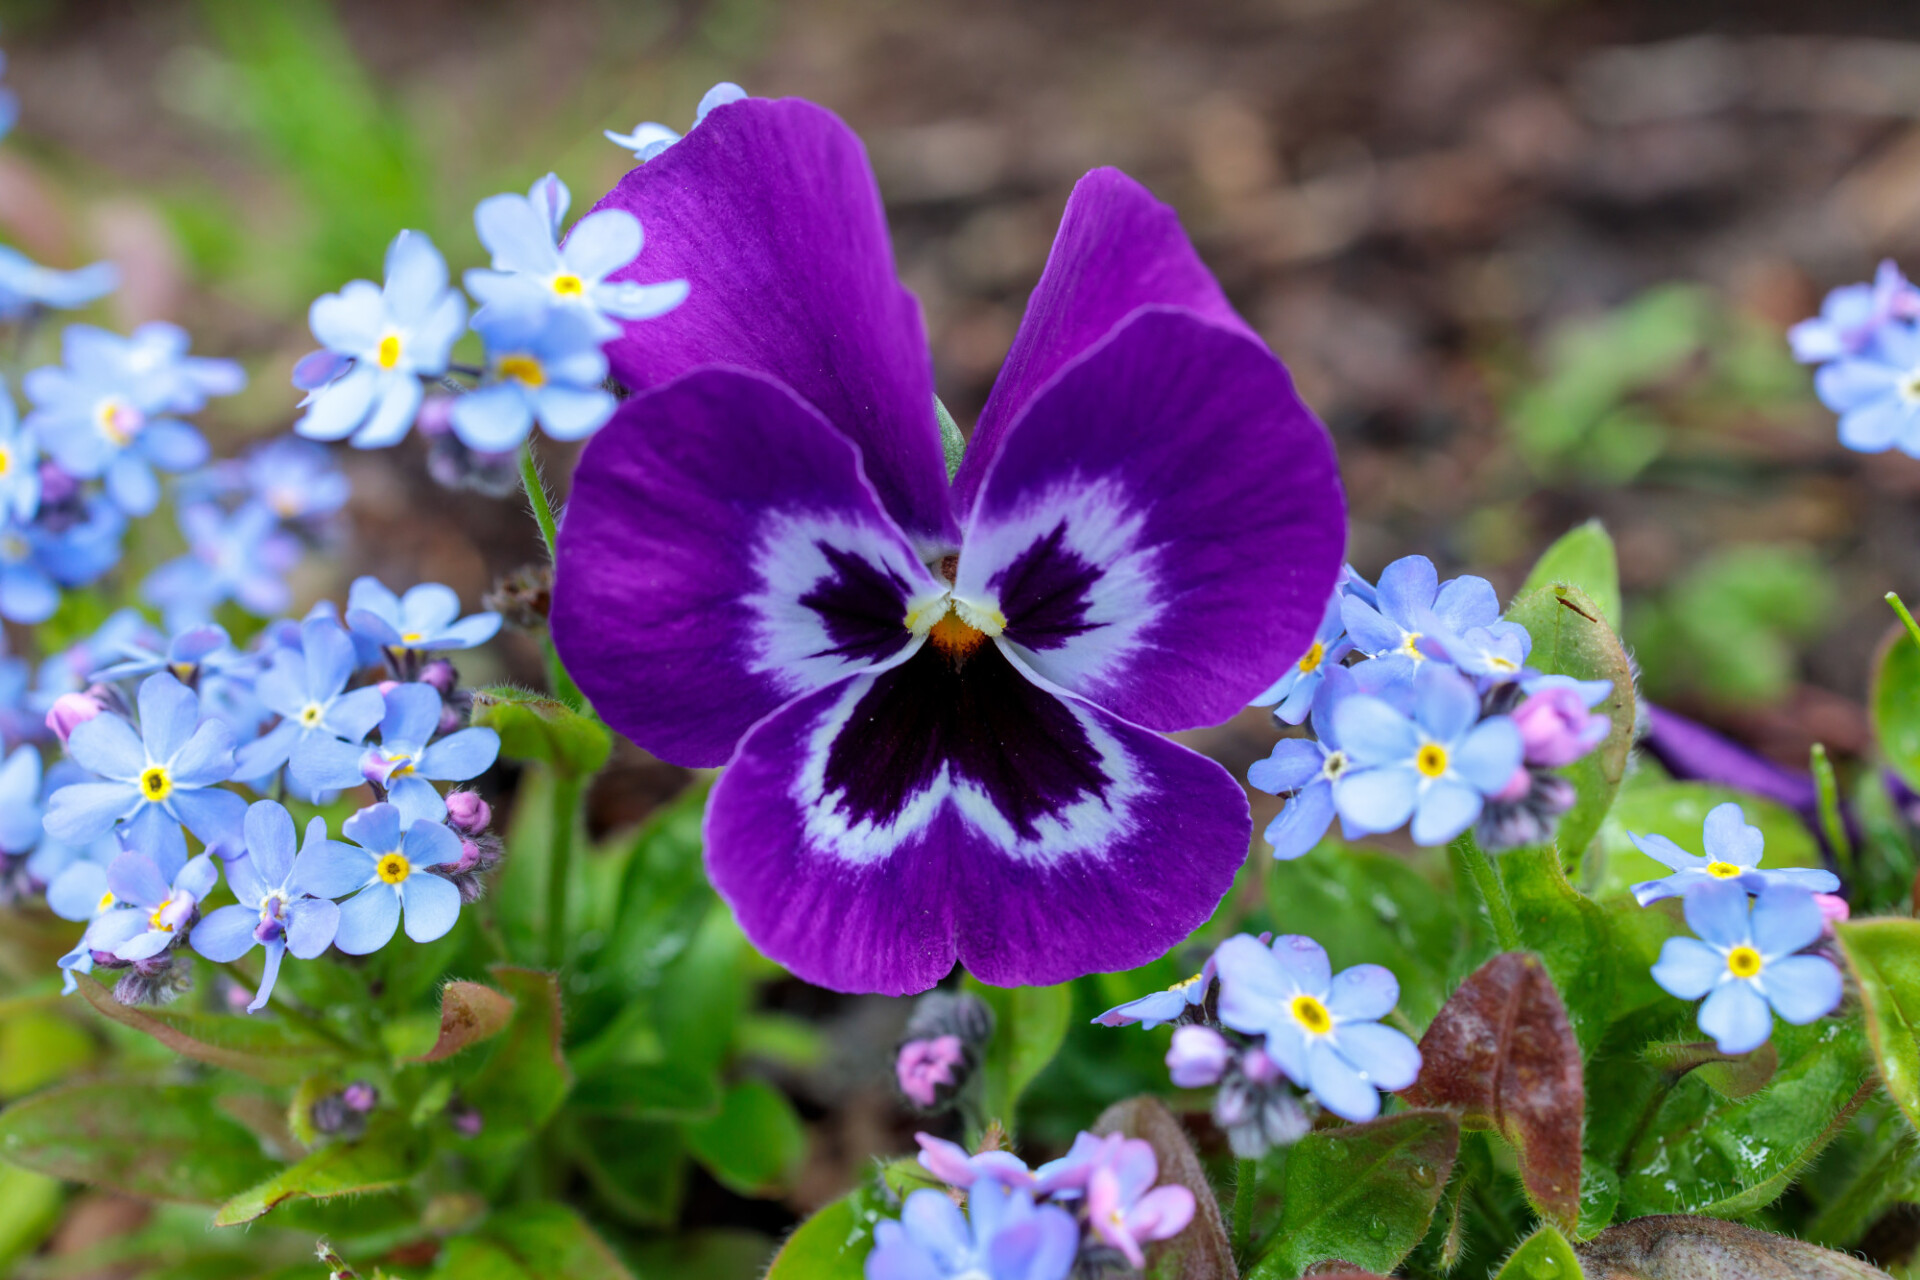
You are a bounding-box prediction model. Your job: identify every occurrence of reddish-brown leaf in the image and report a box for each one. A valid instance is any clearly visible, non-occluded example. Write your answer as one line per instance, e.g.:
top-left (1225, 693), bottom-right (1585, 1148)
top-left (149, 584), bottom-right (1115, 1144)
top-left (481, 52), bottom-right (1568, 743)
top-left (411, 979), bottom-right (517, 1062)
top-left (1401, 952), bottom-right (1583, 1232)
top-left (1577, 1214), bottom-right (1892, 1278)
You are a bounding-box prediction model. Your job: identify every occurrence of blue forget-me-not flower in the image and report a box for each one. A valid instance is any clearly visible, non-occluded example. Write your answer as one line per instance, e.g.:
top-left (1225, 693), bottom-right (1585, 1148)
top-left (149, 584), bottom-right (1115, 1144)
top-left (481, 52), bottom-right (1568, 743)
top-left (864, 1184), bottom-right (1077, 1280)
top-left (143, 503), bottom-right (300, 631)
top-left (1248, 666), bottom-right (1362, 860)
top-left (303, 801), bottom-right (465, 953)
top-left (0, 246), bottom-right (116, 321)
top-left (190, 800), bottom-right (343, 1013)
top-left (1252, 586), bottom-right (1351, 725)
top-left (1790, 260), bottom-right (1920, 365)
top-left (1630, 801), bottom-right (1840, 907)
top-left (1650, 880), bottom-right (1843, 1055)
top-left (452, 303), bottom-right (618, 450)
top-left (604, 82), bottom-right (747, 161)
top-left (294, 683), bottom-right (498, 824)
top-left (1341, 554), bottom-right (1501, 690)
top-left (234, 616), bottom-right (386, 786)
top-left (344, 577), bottom-right (501, 657)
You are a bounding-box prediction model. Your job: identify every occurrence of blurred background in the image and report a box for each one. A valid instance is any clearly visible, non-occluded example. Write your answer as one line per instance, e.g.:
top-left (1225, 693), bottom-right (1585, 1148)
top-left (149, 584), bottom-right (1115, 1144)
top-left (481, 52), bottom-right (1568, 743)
top-left (5, 0), bottom-right (1920, 1268)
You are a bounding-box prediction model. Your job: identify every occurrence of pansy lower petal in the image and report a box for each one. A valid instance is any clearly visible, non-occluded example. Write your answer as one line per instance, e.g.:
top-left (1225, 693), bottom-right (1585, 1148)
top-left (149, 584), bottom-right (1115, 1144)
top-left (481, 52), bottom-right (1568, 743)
top-left (587, 97), bottom-right (955, 547)
top-left (333, 885), bottom-right (401, 955)
top-left (552, 367), bottom-right (940, 767)
top-left (957, 309), bottom-right (1342, 730)
top-left (1698, 980), bottom-right (1774, 1056)
top-left (952, 168), bottom-right (1259, 514)
top-left (704, 646), bottom-right (1250, 995)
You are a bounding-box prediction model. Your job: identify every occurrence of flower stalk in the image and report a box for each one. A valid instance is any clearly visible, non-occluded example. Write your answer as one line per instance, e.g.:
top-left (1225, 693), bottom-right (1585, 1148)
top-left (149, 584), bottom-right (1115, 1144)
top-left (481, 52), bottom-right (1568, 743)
top-left (1452, 833), bottom-right (1522, 953)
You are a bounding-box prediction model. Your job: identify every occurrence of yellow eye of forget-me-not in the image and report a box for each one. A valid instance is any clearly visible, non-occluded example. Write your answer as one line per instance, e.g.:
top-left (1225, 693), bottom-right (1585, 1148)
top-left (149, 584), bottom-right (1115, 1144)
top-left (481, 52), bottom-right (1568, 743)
top-left (139, 766), bottom-right (172, 802)
top-left (1416, 744), bottom-right (1448, 778)
top-left (1727, 945), bottom-right (1763, 978)
top-left (1290, 993), bottom-right (1332, 1035)
top-left (377, 853), bottom-right (411, 885)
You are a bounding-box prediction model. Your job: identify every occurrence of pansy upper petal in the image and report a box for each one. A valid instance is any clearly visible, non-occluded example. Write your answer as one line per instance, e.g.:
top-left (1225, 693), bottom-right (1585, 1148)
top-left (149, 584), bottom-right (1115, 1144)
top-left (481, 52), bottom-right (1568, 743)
top-left (951, 168), bottom-right (1259, 515)
top-left (956, 309), bottom-right (1342, 731)
top-left (587, 97), bottom-right (955, 548)
top-left (552, 367), bottom-right (941, 768)
top-left (702, 645), bottom-right (1250, 994)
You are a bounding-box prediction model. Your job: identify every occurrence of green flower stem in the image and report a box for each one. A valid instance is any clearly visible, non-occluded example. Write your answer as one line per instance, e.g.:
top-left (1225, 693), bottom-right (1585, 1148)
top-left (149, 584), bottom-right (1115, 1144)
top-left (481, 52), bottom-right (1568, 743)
top-left (1809, 743), bottom-right (1855, 880)
top-left (518, 443), bottom-right (559, 560)
top-left (216, 961), bottom-right (358, 1054)
top-left (545, 771), bottom-right (580, 970)
top-left (1452, 834), bottom-right (1521, 953)
top-left (1231, 1157), bottom-right (1257, 1267)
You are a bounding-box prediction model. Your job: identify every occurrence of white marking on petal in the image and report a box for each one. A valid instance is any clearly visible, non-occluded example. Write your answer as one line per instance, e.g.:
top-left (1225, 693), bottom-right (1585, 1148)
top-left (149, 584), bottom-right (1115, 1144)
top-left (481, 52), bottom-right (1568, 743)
top-left (957, 474), bottom-right (1164, 699)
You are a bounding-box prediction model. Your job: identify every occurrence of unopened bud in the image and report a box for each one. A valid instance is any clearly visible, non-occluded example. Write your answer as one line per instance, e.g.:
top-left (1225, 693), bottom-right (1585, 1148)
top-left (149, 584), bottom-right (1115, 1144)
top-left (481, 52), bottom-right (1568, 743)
top-left (420, 659), bottom-right (458, 697)
top-left (342, 1081), bottom-right (377, 1113)
top-left (1166, 1026), bottom-right (1232, 1088)
top-left (446, 790), bottom-right (491, 835)
top-left (1513, 686), bottom-right (1609, 768)
top-left (896, 1035), bottom-right (966, 1109)
top-left (46, 691), bottom-right (103, 744)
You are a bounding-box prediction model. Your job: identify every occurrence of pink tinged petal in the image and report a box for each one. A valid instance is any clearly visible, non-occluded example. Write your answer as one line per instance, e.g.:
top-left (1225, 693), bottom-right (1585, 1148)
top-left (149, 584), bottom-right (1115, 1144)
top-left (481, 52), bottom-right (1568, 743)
top-left (1760, 954), bottom-right (1843, 1024)
top-left (587, 97), bottom-right (956, 548)
top-left (1699, 980), bottom-right (1775, 1056)
top-left (958, 309), bottom-right (1343, 731)
top-left (1166, 1026), bottom-right (1232, 1087)
top-left (953, 168), bottom-right (1259, 514)
top-left (1088, 1167), bottom-right (1145, 1269)
top-left (701, 643), bottom-right (1250, 995)
top-left (552, 368), bottom-right (941, 768)
top-left (914, 1132), bottom-right (978, 1187)
top-left (1127, 1184), bottom-right (1197, 1244)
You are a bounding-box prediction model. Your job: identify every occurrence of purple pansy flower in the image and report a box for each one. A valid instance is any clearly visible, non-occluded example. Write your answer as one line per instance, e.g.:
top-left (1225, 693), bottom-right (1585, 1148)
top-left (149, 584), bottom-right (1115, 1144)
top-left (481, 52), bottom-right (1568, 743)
top-left (1629, 801), bottom-right (1839, 907)
top-left (552, 93), bottom-right (1345, 995)
top-left (300, 801), bottom-right (465, 953)
top-left (189, 801), bottom-right (342, 1012)
top-left (1332, 662), bottom-right (1522, 847)
top-left (866, 1184), bottom-right (1078, 1280)
top-left (1251, 586), bottom-right (1351, 724)
top-left (1214, 933), bottom-right (1421, 1122)
top-left (1650, 881), bottom-right (1843, 1055)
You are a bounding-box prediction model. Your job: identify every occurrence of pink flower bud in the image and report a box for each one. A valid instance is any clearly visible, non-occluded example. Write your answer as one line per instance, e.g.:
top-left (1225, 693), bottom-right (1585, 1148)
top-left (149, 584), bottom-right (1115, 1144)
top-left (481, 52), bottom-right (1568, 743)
top-left (446, 791), bottom-right (491, 835)
top-left (1241, 1045), bottom-right (1283, 1085)
top-left (420, 659), bottom-right (458, 696)
top-left (375, 680), bottom-right (399, 697)
top-left (342, 1082), bottom-right (378, 1113)
top-left (896, 1034), bottom-right (965, 1108)
top-left (1814, 893), bottom-right (1850, 936)
top-left (1512, 687), bottom-right (1610, 768)
top-left (46, 691), bottom-right (103, 744)
top-left (417, 395), bottom-right (456, 438)
top-left (1166, 1026), bottom-right (1232, 1088)
top-left (1493, 764), bottom-right (1533, 804)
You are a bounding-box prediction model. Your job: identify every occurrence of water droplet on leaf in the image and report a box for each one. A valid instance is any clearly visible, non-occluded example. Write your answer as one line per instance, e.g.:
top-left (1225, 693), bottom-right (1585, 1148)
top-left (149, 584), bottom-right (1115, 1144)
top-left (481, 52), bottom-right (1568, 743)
top-left (1524, 1250), bottom-right (1560, 1278)
top-left (1367, 1215), bottom-right (1388, 1240)
top-left (1410, 1162), bottom-right (1436, 1187)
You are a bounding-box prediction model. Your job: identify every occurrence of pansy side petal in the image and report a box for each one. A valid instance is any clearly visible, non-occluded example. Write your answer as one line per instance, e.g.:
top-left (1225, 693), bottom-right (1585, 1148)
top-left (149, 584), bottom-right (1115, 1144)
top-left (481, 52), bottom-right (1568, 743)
top-left (957, 309), bottom-right (1341, 731)
top-left (587, 97), bottom-right (956, 547)
top-left (951, 168), bottom-right (1259, 514)
top-left (703, 647), bottom-right (1250, 995)
top-left (553, 367), bottom-right (940, 767)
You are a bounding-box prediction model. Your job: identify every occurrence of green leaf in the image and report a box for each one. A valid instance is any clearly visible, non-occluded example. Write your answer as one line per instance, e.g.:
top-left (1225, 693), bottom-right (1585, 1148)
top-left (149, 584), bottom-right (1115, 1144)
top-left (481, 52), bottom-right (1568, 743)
top-left (460, 966), bottom-right (573, 1158)
top-left (569, 1116), bottom-right (687, 1227)
top-left (75, 976), bottom-right (341, 1084)
top-left (962, 976), bottom-right (1071, 1133)
top-left (1835, 918), bottom-right (1920, 1134)
top-left (0, 1164), bottom-right (62, 1273)
top-left (572, 1061), bottom-right (721, 1122)
top-left (1873, 623), bottom-right (1920, 795)
top-left (1501, 846), bottom-right (1615, 1055)
top-left (1248, 1109), bottom-right (1459, 1279)
top-left (0, 1007), bottom-right (95, 1097)
top-left (410, 979), bottom-right (517, 1063)
top-left (1519, 519), bottom-right (1622, 633)
top-left (765, 1194), bottom-right (866, 1280)
top-left (470, 685), bottom-right (611, 777)
top-left (1265, 844), bottom-right (1456, 1026)
top-left (1575, 1163), bottom-right (1619, 1242)
top-left (936, 395), bottom-right (966, 479)
top-left (682, 1078), bottom-right (806, 1198)
top-left (1404, 952), bottom-right (1584, 1232)
top-left (1493, 1224), bottom-right (1581, 1280)
top-left (0, 1080), bottom-right (278, 1203)
top-left (434, 1202), bottom-right (635, 1279)
top-left (213, 1116), bottom-right (417, 1226)
top-left (1502, 583), bottom-right (1635, 862)
top-left (1619, 1019), bottom-right (1874, 1218)
top-left (1591, 775), bottom-right (1823, 902)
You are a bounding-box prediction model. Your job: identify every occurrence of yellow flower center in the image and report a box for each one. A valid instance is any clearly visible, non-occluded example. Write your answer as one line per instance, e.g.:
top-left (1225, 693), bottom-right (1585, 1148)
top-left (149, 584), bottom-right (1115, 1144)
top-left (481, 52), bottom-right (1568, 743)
top-left (95, 396), bottom-right (145, 445)
top-left (1167, 972), bottom-right (1202, 993)
top-left (400, 631), bottom-right (424, 645)
top-left (0, 447), bottom-right (13, 476)
top-left (1705, 861), bottom-right (1743, 879)
top-left (1298, 641), bottom-right (1325, 674)
top-left (551, 273), bottom-right (585, 297)
top-left (299, 703), bottom-right (324, 728)
top-left (139, 766), bottom-right (172, 802)
top-left (498, 354), bottom-right (547, 388)
top-left (96, 891), bottom-right (115, 912)
top-left (906, 589), bottom-right (1007, 665)
top-left (376, 853), bottom-right (411, 885)
top-left (377, 334), bottom-right (403, 370)
top-left (1291, 993), bottom-right (1333, 1035)
top-left (386, 754), bottom-right (415, 778)
top-left (1726, 945), bottom-right (1763, 979)
top-left (1398, 631), bottom-right (1425, 660)
top-left (268, 488), bottom-right (302, 518)
top-left (148, 905), bottom-right (174, 932)
top-left (1416, 743), bottom-right (1449, 779)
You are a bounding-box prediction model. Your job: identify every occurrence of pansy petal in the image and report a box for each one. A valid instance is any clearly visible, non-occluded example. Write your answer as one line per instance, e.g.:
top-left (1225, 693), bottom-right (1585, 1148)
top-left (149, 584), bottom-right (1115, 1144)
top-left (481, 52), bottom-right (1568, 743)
top-left (703, 645), bottom-right (1250, 994)
top-left (588, 97), bottom-right (955, 547)
top-left (957, 309), bottom-right (1342, 731)
top-left (1761, 954), bottom-right (1843, 1025)
top-left (553, 367), bottom-right (941, 767)
top-left (333, 885), bottom-right (401, 955)
top-left (189, 903), bottom-right (258, 963)
top-left (1698, 980), bottom-right (1775, 1056)
top-left (952, 168), bottom-right (1260, 514)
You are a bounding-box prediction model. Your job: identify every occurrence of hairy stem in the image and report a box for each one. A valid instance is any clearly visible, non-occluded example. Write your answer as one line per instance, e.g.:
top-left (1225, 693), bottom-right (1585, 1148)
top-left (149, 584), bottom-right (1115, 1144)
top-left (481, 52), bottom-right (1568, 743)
top-left (216, 960), bottom-right (358, 1053)
top-left (1452, 835), bottom-right (1522, 952)
top-left (1231, 1157), bottom-right (1258, 1267)
top-left (545, 772), bottom-right (580, 970)
top-left (518, 443), bottom-right (559, 560)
